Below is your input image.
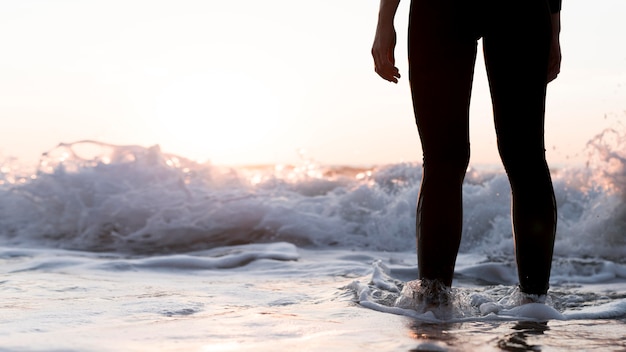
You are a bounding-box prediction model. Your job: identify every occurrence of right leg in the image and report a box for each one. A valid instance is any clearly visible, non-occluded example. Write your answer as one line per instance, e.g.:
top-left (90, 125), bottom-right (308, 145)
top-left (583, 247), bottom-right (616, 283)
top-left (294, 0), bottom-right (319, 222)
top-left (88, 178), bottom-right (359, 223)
top-left (408, 0), bottom-right (478, 286)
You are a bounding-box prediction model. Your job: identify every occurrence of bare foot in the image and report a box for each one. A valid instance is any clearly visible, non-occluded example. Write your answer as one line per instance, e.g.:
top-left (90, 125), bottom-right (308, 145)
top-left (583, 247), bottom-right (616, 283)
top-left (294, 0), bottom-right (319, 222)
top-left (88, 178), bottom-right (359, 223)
top-left (395, 279), bottom-right (453, 318)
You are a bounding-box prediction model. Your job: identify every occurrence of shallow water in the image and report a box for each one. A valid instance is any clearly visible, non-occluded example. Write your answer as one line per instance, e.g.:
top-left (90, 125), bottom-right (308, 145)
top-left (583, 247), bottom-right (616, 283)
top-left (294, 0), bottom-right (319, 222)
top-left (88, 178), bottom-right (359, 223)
top-left (1, 246), bottom-right (625, 351)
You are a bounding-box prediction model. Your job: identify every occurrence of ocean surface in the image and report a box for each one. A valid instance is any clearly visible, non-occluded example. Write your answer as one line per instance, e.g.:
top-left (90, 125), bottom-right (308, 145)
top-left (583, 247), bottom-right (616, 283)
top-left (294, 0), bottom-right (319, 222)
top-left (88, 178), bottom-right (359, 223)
top-left (1, 131), bottom-right (625, 351)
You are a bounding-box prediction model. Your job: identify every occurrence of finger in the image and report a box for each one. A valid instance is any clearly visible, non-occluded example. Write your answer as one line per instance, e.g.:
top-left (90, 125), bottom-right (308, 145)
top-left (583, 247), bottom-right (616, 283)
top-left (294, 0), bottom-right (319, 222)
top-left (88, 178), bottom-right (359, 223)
top-left (375, 64), bottom-right (400, 83)
top-left (547, 56), bottom-right (561, 83)
top-left (547, 71), bottom-right (557, 83)
top-left (374, 55), bottom-right (399, 76)
top-left (547, 65), bottom-right (555, 82)
top-left (373, 52), bottom-right (400, 83)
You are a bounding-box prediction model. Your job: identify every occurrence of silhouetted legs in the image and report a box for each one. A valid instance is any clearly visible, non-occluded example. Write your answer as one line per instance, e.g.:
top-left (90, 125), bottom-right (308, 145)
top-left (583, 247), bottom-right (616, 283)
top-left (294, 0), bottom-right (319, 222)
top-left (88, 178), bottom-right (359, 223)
top-left (408, 0), bottom-right (557, 295)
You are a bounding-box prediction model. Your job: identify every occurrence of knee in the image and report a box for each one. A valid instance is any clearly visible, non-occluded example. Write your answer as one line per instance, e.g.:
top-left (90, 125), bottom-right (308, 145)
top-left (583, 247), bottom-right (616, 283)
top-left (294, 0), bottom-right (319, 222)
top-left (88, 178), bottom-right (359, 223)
top-left (498, 141), bottom-right (546, 174)
top-left (499, 146), bottom-right (554, 195)
top-left (423, 143), bottom-right (470, 178)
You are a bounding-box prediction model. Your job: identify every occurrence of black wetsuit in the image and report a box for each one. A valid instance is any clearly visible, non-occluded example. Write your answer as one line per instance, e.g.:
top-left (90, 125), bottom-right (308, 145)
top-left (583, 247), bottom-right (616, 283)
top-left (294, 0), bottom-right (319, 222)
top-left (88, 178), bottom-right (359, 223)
top-left (408, 0), bottom-right (560, 295)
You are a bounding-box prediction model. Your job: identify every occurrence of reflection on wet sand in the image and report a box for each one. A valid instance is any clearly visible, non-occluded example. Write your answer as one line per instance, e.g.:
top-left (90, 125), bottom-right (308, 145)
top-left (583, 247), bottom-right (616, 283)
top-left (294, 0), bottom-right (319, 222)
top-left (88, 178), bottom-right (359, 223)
top-left (406, 320), bottom-right (552, 352)
top-left (497, 321), bottom-right (549, 351)
top-left (407, 320), bottom-right (461, 351)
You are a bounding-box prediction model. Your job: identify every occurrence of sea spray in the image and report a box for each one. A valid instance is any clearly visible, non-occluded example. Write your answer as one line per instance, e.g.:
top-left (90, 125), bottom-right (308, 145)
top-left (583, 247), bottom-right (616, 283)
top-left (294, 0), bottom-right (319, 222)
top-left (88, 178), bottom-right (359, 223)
top-left (0, 134), bottom-right (625, 262)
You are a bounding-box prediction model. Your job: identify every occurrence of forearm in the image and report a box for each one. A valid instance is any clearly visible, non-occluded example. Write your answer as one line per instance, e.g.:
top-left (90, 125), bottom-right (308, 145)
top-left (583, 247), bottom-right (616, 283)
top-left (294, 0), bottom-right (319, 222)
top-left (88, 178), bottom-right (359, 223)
top-left (376, 0), bottom-right (400, 26)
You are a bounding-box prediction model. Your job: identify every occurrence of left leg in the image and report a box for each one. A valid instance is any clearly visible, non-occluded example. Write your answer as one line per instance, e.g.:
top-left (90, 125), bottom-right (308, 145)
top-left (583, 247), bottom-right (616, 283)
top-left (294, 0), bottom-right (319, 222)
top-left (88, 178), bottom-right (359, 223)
top-left (483, 0), bottom-right (557, 295)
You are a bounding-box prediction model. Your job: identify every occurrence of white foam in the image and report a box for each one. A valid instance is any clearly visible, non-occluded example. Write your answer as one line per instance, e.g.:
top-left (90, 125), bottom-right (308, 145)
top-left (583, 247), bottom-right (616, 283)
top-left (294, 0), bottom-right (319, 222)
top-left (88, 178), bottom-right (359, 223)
top-left (499, 303), bottom-right (565, 320)
top-left (0, 137), bottom-right (624, 263)
top-left (564, 299), bottom-right (626, 320)
top-left (349, 260), bottom-right (626, 323)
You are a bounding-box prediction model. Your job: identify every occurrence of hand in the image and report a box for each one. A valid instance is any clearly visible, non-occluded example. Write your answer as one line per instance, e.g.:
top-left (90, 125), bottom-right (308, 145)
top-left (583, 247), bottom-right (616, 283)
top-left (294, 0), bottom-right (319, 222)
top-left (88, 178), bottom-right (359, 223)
top-left (372, 23), bottom-right (401, 83)
top-left (547, 12), bottom-right (561, 83)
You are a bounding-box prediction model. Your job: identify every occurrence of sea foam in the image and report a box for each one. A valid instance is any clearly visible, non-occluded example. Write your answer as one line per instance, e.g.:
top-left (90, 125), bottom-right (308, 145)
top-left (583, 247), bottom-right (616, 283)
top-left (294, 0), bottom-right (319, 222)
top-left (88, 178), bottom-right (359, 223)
top-left (0, 129), bottom-right (624, 262)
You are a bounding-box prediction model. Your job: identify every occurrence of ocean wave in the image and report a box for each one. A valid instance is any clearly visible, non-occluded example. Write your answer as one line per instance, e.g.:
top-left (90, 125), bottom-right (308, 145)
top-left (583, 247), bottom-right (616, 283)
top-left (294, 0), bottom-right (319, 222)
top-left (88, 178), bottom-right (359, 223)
top-left (0, 135), bottom-right (624, 260)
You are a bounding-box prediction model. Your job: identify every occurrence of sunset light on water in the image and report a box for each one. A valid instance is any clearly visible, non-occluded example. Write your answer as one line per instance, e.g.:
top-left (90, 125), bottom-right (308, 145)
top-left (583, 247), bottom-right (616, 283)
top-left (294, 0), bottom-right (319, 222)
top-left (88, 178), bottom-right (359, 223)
top-left (0, 1), bottom-right (625, 351)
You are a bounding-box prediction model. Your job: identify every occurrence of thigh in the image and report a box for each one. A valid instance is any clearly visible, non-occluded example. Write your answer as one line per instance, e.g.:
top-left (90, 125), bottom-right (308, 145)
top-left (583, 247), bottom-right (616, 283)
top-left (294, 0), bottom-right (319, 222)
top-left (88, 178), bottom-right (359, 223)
top-left (483, 1), bottom-right (552, 159)
top-left (408, 0), bottom-right (478, 165)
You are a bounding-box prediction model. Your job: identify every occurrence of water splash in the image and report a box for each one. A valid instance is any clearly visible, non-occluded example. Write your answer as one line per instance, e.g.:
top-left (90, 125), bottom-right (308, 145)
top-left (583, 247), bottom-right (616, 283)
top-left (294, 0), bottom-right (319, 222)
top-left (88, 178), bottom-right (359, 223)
top-left (0, 135), bottom-right (624, 260)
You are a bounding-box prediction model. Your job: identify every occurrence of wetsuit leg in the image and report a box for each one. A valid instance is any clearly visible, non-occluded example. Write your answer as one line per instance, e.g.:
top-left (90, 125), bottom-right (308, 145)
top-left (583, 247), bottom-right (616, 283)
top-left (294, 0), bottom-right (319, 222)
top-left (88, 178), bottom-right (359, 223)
top-left (408, 0), bottom-right (479, 286)
top-left (482, 1), bottom-right (557, 295)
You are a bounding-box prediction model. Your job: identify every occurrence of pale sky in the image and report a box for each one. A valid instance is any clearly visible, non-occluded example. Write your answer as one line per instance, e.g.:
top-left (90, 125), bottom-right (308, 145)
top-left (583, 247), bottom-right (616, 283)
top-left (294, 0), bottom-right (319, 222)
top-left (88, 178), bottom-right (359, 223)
top-left (0, 0), bottom-right (624, 167)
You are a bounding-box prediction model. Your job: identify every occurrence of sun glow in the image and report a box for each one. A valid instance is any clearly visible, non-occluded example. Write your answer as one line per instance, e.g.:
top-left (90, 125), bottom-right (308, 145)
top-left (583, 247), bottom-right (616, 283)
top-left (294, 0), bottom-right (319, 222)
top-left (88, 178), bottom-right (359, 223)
top-left (153, 71), bottom-right (283, 165)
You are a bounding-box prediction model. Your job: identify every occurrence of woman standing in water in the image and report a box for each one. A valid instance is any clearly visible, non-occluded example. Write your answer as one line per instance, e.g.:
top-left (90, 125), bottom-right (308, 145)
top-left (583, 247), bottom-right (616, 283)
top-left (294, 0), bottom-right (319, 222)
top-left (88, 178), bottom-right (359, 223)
top-left (372, 0), bottom-right (561, 298)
